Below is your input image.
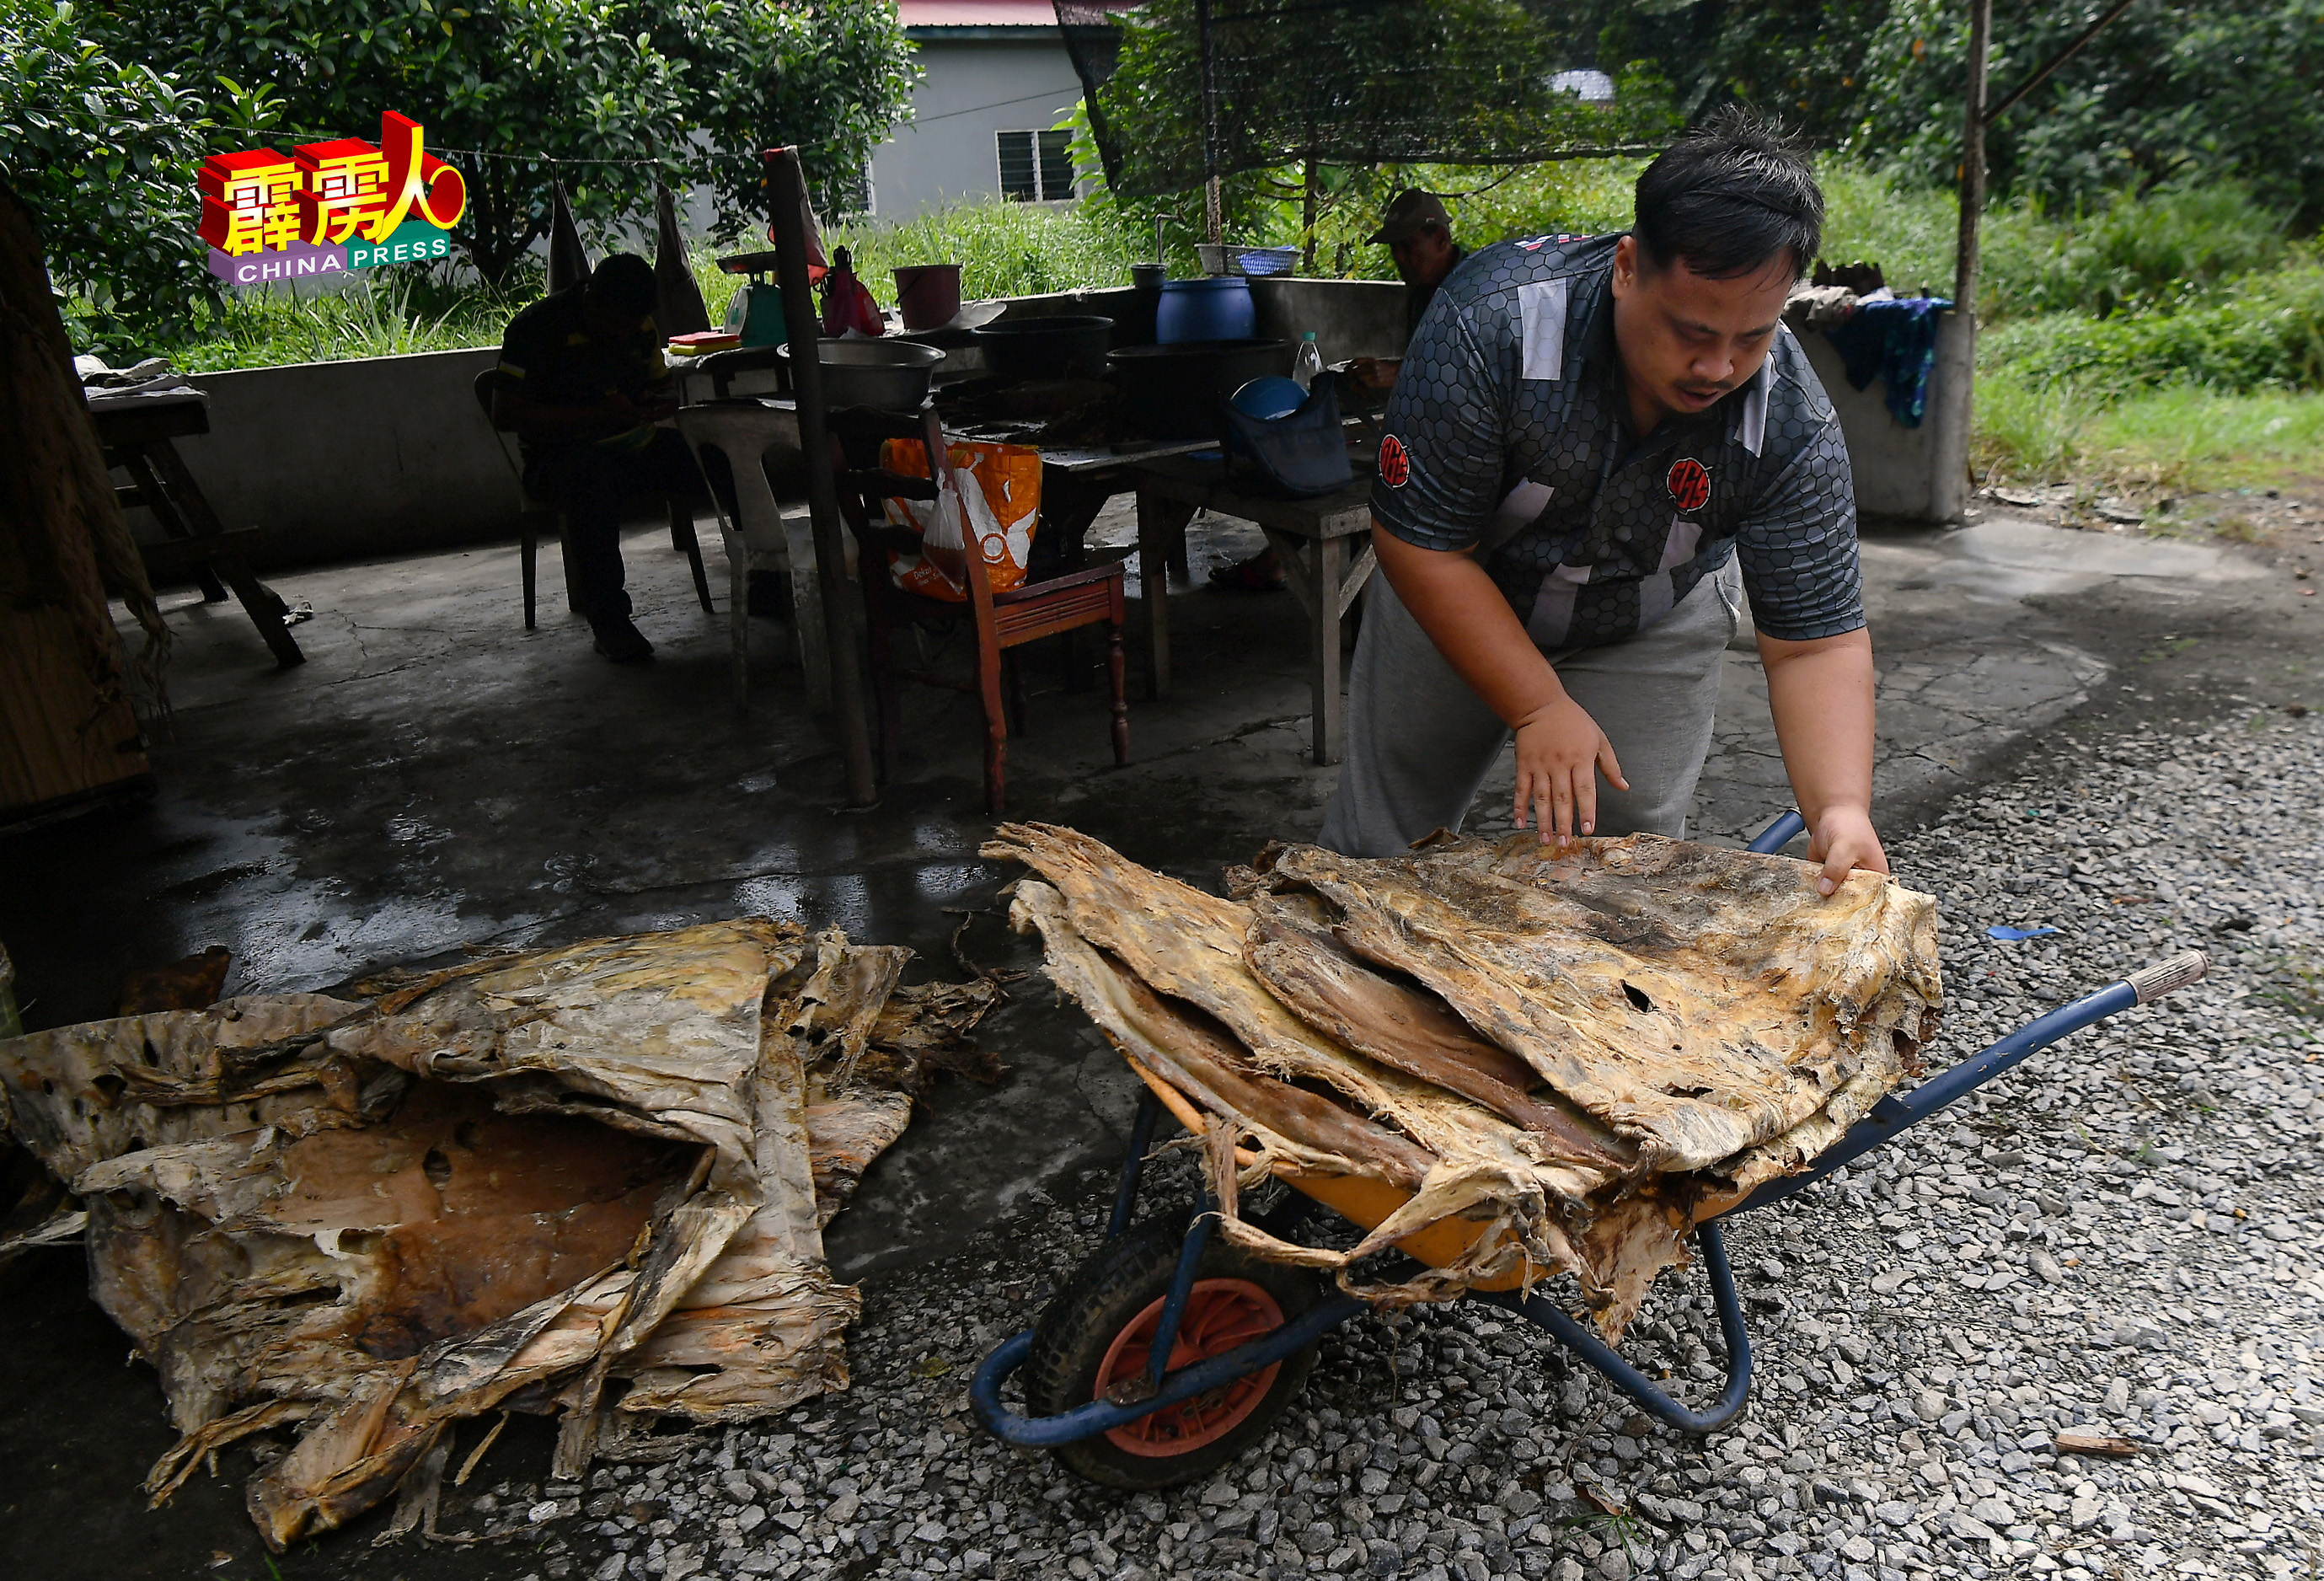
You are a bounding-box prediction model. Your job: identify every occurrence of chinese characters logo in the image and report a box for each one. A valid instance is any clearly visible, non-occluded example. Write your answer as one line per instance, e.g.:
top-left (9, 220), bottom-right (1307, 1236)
top-left (200, 113), bottom-right (466, 283)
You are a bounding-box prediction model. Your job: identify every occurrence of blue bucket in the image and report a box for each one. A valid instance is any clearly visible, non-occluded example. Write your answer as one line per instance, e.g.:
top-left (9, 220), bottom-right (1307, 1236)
top-left (1158, 276), bottom-right (1256, 344)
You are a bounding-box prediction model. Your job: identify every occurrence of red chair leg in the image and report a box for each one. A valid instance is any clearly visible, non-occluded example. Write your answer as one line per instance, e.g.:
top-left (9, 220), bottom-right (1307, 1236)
top-left (977, 630), bottom-right (1008, 816)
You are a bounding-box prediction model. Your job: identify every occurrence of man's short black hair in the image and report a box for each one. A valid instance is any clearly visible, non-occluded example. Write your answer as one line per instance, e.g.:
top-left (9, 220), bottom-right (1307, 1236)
top-left (1633, 107), bottom-right (1823, 281)
top-left (585, 252), bottom-right (657, 314)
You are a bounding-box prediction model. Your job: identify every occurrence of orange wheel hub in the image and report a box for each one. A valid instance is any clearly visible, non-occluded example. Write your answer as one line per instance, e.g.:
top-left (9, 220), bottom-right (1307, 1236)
top-left (1095, 1278), bottom-right (1287, 1456)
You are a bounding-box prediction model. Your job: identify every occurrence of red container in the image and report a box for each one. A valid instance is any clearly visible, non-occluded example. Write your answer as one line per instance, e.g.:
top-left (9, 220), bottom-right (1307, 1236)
top-left (892, 264), bottom-right (963, 331)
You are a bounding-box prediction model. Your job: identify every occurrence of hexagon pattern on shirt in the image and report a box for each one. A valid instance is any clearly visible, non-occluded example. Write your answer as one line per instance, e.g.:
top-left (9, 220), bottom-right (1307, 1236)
top-left (1371, 233), bottom-right (1864, 648)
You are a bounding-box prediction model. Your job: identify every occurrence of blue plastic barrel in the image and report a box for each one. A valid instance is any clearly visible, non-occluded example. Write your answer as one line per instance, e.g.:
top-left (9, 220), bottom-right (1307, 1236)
top-left (1158, 276), bottom-right (1256, 344)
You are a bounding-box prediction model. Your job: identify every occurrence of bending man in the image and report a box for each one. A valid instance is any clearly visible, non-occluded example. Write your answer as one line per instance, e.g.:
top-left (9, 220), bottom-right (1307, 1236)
top-left (1319, 110), bottom-right (1886, 895)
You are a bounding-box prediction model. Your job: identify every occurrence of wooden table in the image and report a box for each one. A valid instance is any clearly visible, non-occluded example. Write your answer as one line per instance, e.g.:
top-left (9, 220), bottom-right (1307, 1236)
top-left (91, 392), bottom-right (304, 667)
top-left (1127, 453), bottom-right (1376, 764)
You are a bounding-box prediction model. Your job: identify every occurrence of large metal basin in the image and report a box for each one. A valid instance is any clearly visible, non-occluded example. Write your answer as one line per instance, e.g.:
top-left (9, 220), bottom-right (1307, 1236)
top-left (777, 339), bottom-right (945, 412)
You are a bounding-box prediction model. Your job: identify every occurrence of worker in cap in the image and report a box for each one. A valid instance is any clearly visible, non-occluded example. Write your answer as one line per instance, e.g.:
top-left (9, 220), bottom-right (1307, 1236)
top-left (1213, 190), bottom-right (1469, 592)
top-left (1369, 188), bottom-right (1467, 340)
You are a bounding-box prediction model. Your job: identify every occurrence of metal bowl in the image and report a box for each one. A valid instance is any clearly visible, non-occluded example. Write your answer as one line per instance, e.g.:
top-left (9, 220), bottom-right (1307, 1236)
top-left (776, 339), bottom-right (945, 411)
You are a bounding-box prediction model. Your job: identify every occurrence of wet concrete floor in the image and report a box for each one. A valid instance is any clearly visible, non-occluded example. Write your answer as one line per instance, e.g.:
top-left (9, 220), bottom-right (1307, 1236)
top-left (2, 497), bottom-right (2316, 1578)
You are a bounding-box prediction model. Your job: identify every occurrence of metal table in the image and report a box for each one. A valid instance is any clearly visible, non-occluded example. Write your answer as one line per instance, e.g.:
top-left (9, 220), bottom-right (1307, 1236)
top-left (1127, 453), bottom-right (1375, 764)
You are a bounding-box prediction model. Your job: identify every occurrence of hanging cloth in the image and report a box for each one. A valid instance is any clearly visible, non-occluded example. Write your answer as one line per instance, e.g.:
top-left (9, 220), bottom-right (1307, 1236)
top-left (1825, 296), bottom-right (1952, 428)
top-left (652, 180), bottom-right (711, 336)
top-left (547, 175), bottom-right (591, 294)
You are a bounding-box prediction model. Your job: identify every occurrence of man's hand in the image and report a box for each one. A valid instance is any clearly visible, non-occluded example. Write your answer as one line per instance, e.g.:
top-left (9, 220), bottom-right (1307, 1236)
top-left (1807, 804), bottom-right (1888, 895)
top-left (1512, 694), bottom-right (1628, 842)
top-left (1759, 626), bottom-right (1886, 897)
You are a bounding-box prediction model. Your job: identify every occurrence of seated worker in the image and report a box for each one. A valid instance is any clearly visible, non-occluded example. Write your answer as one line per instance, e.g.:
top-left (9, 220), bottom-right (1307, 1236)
top-left (493, 253), bottom-right (708, 662)
top-left (1320, 110), bottom-right (1888, 901)
top-left (1211, 188), bottom-right (1466, 592)
top-left (1350, 186), bottom-right (1468, 394)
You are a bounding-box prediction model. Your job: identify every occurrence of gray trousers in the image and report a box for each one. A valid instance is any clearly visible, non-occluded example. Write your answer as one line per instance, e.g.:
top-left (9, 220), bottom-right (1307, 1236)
top-left (1318, 557), bottom-right (1743, 856)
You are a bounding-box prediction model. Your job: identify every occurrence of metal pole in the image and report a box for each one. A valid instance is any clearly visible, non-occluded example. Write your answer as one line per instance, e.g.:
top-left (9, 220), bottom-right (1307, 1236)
top-left (1954, 0), bottom-right (1992, 311)
top-left (763, 147), bottom-right (878, 809)
top-left (1195, 0), bottom-right (1223, 245)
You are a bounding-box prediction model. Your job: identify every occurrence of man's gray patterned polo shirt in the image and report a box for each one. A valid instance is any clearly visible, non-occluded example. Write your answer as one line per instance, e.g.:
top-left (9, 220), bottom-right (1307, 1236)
top-left (1370, 232), bottom-right (1863, 649)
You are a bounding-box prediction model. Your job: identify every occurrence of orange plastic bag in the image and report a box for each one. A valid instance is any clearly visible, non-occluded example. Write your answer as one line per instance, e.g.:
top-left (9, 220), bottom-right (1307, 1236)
top-left (880, 437), bottom-right (1042, 601)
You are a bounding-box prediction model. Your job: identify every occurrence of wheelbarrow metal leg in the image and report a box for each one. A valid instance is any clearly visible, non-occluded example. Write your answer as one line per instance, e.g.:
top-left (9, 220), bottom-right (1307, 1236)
top-left (1482, 1219), bottom-right (1753, 1434)
top-left (1108, 1089), bottom-right (1163, 1241)
top-left (1146, 1199), bottom-right (1215, 1389)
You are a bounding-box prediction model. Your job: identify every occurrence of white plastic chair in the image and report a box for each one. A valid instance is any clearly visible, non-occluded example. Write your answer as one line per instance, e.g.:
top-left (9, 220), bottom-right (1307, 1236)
top-left (674, 401), bottom-right (831, 710)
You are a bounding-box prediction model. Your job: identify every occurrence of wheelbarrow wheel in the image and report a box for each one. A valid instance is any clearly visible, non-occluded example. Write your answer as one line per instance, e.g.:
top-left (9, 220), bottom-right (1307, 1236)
top-left (1023, 1219), bottom-right (1322, 1491)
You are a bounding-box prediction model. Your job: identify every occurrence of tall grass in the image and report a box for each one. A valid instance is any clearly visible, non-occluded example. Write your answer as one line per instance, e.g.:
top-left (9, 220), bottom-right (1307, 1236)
top-left (1973, 370), bottom-right (2324, 489)
top-left (163, 274), bottom-right (517, 372)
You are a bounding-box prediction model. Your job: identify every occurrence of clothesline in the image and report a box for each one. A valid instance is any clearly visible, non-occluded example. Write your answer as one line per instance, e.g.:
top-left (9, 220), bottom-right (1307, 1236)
top-left (222, 124), bottom-right (679, 170)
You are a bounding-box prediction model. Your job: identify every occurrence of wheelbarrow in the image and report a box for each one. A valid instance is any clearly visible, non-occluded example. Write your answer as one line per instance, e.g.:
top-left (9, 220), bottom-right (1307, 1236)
top-left (972, 812), bottom-right (2210, 1488)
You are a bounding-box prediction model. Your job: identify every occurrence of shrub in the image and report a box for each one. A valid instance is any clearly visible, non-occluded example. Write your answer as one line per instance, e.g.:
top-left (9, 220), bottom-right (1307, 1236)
top-left (1981, 261), bottom-right (2324, 394)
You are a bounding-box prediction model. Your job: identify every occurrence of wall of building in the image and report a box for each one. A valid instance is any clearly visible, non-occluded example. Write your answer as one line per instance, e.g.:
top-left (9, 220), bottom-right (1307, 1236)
top-left (870, 40), bottom-right (1085, 219)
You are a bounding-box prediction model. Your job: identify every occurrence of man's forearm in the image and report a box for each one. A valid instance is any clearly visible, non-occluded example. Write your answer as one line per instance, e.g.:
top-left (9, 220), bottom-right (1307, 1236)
top-left (1374, 526), bottom-right (1562, 725)
top-left (1759, 626), bottom-right (1877, 823)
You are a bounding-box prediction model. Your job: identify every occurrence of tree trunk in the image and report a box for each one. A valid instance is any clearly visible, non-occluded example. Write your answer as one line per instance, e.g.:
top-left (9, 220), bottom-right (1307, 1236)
top-left (1301, 153), bottom-right (1320, 273)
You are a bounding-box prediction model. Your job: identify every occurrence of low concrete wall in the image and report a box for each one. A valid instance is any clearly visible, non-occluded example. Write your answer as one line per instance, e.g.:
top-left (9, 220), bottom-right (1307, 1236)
top-left (123, 346), bottom-right (520, 573)
top-left (1247, 277), bottom-right (1406, 366)
top-left (131, 280), bottom-right (1416, 574)
top-left (1798, 310), bottom-right (1973, 526)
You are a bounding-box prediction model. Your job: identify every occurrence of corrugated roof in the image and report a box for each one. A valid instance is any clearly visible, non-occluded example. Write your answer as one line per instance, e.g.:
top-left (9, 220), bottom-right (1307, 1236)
top-left (897, 1), bottom-right (1061, 27)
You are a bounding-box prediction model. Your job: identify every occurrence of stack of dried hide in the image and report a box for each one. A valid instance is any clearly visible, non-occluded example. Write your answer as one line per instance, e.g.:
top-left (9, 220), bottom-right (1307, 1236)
top-left (0, 920), bottom-right (995, 1549)
top-left (986, 824), bottom-right (1941, 1334)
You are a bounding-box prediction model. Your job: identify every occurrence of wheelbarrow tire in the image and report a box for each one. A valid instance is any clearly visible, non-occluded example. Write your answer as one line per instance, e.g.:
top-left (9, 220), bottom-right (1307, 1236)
top-left (1024, 1220), bottom-right (1323, 1491)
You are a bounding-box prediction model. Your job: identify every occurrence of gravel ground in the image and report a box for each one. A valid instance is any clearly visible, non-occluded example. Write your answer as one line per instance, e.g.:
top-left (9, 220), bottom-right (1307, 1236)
top-left (426, 715), bottom-right (2323, 1581)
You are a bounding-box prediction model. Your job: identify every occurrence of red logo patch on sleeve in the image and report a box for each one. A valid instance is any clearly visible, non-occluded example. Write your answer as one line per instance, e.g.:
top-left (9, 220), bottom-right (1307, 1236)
top-left (1666, 456), bottom-right (1711, 512)
top-left (1378, 432), bottom-right (1411, 488)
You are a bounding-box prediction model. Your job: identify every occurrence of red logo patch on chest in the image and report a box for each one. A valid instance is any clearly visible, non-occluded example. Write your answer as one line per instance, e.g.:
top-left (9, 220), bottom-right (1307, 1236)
top-left (1667, 456), bottom-right (1711, 512)
top-left (1378, 432), bottom-right (1411, 488)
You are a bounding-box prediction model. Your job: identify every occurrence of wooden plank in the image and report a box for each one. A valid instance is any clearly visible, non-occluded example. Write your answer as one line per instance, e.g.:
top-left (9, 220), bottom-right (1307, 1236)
top-left (0, 607), bottom-right (150, 816)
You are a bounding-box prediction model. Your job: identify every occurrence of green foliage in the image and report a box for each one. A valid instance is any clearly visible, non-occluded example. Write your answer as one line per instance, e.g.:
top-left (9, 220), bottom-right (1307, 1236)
top-left (1555, 0), bottom-right (1890, 141)
top-left (111, 1), bottom-right (915, 287)
top-left (1083, 0), bottom-right (1678, 198)
top-left (1849, 0), bottom-right (2324, 229)
top-left (1981, 261), bottom-right (2324, 394)
top-left (0, 1), bottom-right (270, 349)
top-left (822, 204), bottom-right (1152, 303)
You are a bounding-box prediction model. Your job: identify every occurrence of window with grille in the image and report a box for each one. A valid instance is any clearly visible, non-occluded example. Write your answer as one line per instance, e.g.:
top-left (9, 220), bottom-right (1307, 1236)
top-left (996, 130), bottom-right (1076, 202)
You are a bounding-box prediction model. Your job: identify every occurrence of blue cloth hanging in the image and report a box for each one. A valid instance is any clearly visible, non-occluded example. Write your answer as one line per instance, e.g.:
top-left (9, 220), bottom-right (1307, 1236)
top-left (1825, 296), bottom-right (1952, 427)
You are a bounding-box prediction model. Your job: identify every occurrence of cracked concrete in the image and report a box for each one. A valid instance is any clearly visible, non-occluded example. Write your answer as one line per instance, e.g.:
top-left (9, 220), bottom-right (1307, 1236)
top-left (2, 497), bottom-right (2316, 1580)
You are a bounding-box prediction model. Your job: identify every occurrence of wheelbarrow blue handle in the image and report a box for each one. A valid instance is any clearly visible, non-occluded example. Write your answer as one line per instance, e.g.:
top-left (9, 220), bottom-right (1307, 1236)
top-left (1748, 808), bottom-right (1807, 854)
top-left (1727, 948), bottom-right (2209, 1215)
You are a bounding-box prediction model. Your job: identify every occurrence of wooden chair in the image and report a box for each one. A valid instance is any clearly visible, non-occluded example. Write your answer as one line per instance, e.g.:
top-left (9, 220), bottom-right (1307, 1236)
top-left (829, 405), bottom-right (1127, 816)
top-left (470, 367), bottom-right (714, 628)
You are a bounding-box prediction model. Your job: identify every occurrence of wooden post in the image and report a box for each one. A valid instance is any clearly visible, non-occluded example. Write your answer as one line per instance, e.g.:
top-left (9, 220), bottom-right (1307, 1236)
top-left (1926, 0), bottom-right (1994, 526)
top-left (763, 147), bottom-right (878, 809)
top-left (1954, 0), bottom-right (1992, 312)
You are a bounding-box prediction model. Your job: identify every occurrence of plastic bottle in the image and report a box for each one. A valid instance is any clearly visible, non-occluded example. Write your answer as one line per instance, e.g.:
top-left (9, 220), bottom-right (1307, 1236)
top-left (1293, 330), bottom-right (1322, 391)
